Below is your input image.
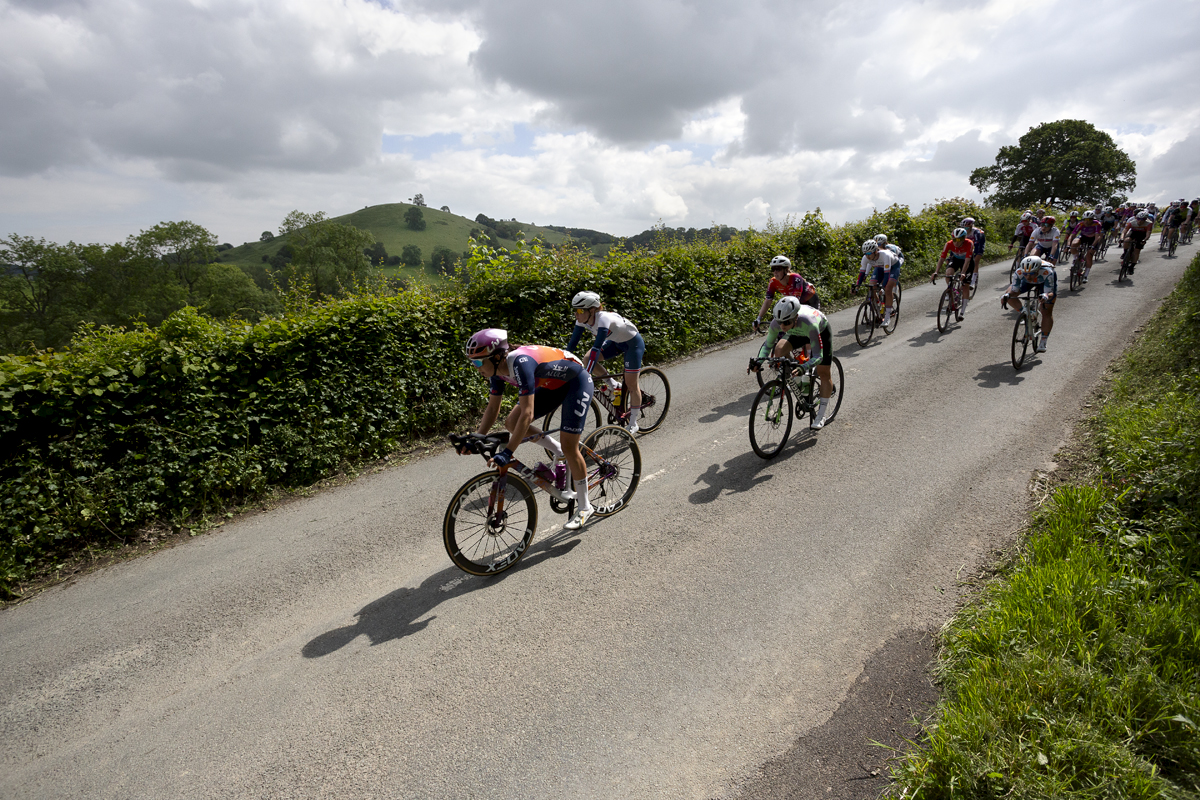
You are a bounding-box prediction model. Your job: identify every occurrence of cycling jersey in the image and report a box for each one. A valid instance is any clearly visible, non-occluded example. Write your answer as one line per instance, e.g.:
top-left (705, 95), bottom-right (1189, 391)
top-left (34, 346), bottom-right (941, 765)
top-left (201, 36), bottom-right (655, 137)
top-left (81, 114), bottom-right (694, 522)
top-left (1029, 226), bottom-right (1061, 251)
top-left (1100, 212), bottom-right (1119, 228)
top-left (964, 227), bottom-right (985, 257)
top-left (1011, 260), bottom-right (1058, 296)
top-left (491, 345), bottom-right (586, 397)
top-left (1125, 218), bottom-right (1153, 235)
top-left (940, 239), bottom-right (974, 260)
top-left (765, 272), bottom-right (818, 304)
top-left (1073, 220), bottom-right (1104, 240)
top-left (758, 306), bottom-right (831, 365)
top-left (566, 311), bottom-right (644, 372)
top-left (1165, 208), bottom-right (1186, 228)
top-left (1014, 220), bottom-right (1035, 238)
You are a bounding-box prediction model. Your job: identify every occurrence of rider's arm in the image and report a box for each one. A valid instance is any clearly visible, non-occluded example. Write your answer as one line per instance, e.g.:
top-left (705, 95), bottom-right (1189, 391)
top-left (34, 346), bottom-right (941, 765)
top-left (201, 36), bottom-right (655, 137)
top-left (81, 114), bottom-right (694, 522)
top-left (565, 323), bottom-right (586, 354)
top-left (475, 392), bottom-right (503, 435)
top-left (504, 394), bottom-right (536, 455)
top-left (804, 320), bottom-right (826, 367)
top-left (758, 322), bottom-right (781, 360)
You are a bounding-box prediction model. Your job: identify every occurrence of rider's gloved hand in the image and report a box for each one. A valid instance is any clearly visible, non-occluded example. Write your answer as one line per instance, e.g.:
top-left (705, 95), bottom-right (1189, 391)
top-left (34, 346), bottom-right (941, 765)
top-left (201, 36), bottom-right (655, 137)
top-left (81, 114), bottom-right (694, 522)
top-left (747, 357), bottom-right (761, 374)
top-left (491, 448), bottom-right (514, 467)
top-left (752, 317), bottom-right (761, 333)
top-left (1040, 293), bottom-right (1051, 303)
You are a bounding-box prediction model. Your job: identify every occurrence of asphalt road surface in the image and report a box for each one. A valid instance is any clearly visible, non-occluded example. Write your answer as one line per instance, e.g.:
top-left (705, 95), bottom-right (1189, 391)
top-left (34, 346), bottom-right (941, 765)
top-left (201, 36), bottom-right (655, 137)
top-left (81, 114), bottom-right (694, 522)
top-left (1, 240), bottom-right (1191, 799)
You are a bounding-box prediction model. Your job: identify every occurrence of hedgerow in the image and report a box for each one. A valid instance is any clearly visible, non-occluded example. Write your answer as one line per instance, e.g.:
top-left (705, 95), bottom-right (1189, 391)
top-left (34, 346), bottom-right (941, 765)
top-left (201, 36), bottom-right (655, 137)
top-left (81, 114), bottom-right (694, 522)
top-left (0, 201), bottom-right (1018, 595)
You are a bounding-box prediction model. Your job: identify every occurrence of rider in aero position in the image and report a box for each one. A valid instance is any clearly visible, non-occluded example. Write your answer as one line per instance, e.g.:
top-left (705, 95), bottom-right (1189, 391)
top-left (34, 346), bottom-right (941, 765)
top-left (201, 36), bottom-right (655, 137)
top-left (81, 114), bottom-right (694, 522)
top-left (860, 239), bottom-right (900, 328)
top-left (566, 290), bottom-right (646, 434)
top-left (933, 228), bottom-right (976, 319)
top-left (749, 297), bottom-right (835, 430)
top-left (757, 255), bottom-right (821, 330)
top-left (1024, 216), bottom-right (1061, 261)
top-left (463, 328), bottom-right (596, 530)
top-left (1004, 256), bottom-right (1058, 353)
top-left (1068, 210), bottom-right (1104, 283)
top-left (1122, 209), bottom-right (1154, 272)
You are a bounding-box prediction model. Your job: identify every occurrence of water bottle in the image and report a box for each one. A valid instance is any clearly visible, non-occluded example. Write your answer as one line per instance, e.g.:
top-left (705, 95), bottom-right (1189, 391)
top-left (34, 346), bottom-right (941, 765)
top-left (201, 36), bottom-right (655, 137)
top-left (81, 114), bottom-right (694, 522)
top-left (533, 461), bottom-right (555, 484)
top-left (552, 462), bottom-right (568, 491)
top-left (612, 385), bottom-right (623, 407)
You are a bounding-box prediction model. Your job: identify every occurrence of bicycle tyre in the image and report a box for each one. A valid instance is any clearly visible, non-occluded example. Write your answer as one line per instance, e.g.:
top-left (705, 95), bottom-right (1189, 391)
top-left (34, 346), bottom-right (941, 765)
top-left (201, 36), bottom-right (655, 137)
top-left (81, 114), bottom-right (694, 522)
top-left (632, 367), bottom-right (670, 433)
top-left (582, 425), bottom-right (641, 517)
top-left (749, 380), bottom-right (793, 459)
top-left (755, 358), bottom-right (782, 389)
top-left (542, 395), bottom-right (602, 441)
top-left (853, 299), bottom-right (875, 347)
top-left (1011, 315), bottom-right (1029, 370)
top-left (1069, 262), bottom-right (1082, 292)
top-left (1010, 250), bottom-right (1022, 281)
top-left (882, 297), bottom-right (899, 334)
top-left (1119, 249), bottom-right (1130, 282)
top-left (812, 356), bottom-right (844, 426)
top-left (443, 470), bottom-right (538, 576)
top-left (936, 288), bottom-right (953, 333)
top-left (1169, 235), bottom-right (1177, 258)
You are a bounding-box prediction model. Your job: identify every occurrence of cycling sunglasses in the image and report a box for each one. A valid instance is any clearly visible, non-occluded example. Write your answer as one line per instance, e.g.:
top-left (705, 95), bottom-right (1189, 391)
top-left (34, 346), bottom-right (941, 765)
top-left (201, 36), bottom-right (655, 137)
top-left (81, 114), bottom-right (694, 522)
top-left (469, 358), bottom-right (485, 368)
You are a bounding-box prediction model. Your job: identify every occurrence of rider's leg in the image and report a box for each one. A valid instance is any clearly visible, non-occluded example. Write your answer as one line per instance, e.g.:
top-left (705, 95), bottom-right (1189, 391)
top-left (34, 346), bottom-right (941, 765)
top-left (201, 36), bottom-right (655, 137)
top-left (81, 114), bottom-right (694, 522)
top-left (558, 430), bottom-right (591, 517)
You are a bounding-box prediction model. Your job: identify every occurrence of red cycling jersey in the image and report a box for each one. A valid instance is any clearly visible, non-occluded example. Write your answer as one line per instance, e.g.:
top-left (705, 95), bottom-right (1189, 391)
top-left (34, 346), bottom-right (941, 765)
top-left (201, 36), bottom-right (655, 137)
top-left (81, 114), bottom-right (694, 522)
top-left (940, 239), bottom-right (974, 260)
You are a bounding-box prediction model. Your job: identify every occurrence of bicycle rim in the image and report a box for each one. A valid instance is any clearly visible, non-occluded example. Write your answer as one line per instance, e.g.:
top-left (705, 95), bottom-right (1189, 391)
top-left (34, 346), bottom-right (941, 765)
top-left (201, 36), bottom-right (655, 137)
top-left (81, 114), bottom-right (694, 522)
top-left (937, 288), bottom-right (952, 333)
top-left (632, 367), bottom-right (670, 433)
top-left (1011, 316), bottom-right (1028, 370)
top-left (854, 300), bottom-right (874, 347)
top-left (582, 425), bottom-right (641, 517)
top-left (749, 380), bottom-right (793, 459)
top-left (443, 471), bottom-right (537, 576)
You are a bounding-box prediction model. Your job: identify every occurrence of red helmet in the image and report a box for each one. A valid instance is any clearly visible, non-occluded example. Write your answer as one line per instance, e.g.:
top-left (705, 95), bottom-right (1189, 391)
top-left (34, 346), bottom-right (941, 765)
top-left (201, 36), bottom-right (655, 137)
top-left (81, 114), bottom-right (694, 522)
top-left (1042, 216), bottom-right (1056, 225)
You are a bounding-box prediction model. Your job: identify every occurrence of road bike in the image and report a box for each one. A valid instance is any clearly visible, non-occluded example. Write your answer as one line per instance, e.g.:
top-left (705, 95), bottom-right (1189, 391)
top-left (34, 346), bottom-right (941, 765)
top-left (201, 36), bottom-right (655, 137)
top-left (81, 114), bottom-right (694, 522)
top-left (748, 355), bottom-right (843, 459)
top-left (444, 426), bottom-right (641, 575)
top-left (934, 271), bottom-right (965, 333)
top-left (1166, 226), bottom-right (1180, 258)
top-left (542, 365), bottom-right (670, 439)
top-left (1095, 230), bottom-right (1112, 261)
top-left (1119, 240), bottom-right (1138, 282)
top-left (1068, 245), bottom-right (1090, 292)
top-left (1009, 243), bottom-right (1026, 280)
top-left (1183, 220), bottom-right (1194, 245)
top-left (853, 281), bottom-right (901, 347)
top-left (1011, 286), bottom-right (1043, 370)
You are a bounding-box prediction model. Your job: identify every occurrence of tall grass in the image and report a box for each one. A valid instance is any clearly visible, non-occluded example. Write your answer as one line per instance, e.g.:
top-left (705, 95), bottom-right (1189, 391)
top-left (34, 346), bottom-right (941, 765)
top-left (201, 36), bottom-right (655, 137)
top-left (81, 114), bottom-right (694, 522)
top-left (887, 255), bottom-right (1200, 799)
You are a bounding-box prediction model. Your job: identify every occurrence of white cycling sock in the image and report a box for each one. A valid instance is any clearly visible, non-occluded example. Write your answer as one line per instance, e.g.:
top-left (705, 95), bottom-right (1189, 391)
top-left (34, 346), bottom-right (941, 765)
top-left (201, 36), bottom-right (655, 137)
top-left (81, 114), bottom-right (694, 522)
top-left (537, 434), bottom-right (564, 460)
top-left (574, 477), bottom-right (592, 513)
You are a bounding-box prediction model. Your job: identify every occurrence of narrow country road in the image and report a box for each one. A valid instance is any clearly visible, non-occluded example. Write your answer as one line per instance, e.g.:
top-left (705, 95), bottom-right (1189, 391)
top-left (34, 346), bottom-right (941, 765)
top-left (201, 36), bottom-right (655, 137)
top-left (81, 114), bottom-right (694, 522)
top-left (1, 242), bottom-right (1191, 799)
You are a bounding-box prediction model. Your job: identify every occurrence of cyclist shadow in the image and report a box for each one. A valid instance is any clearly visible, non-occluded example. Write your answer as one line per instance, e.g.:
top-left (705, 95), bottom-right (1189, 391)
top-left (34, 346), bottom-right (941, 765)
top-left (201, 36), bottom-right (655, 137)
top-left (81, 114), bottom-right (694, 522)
top-left (688, 443), bottom-right (812, 504)
top-left (698, 390), bottom-right (759, 424)
top-left (301, 539), bottom-right (582, 658)
top-left (907, 326), bottom-right (946, 348)
top-left (973, 361), bottom-right (1029, 388)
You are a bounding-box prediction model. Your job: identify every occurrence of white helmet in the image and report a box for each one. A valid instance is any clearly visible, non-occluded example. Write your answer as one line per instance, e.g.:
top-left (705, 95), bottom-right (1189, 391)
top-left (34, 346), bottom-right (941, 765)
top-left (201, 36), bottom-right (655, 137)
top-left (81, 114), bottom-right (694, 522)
top-left (1136, 210), bottom-right (1149, 220)
top-left (861, 239), bottom-right (878, 255)
top-left (1021, 212), bottom-right (1032, 220)
top-left (1020, 256), bottom-right (1042, 272)
top-left (768, 255), bottom-right (792, 270)
top-left (570, 290), bottom-right (601, 309)
top-left (952, 227), bottom-right (968, 239)
top-left (772, 296), bottom-right (802, 324)
top-left (1103, 206), bottom-right (1112, 213)
top-left (962, 217), bottom-right (975, 225)
top-left (873, 233), bottom-right (888, 246)
top-left (1083, 210), bottom-right (1095, 219)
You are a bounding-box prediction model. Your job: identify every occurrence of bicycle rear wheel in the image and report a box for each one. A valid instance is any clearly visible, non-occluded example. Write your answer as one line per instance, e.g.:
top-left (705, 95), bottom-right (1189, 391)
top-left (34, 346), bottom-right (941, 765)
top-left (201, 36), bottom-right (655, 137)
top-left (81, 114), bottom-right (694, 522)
top-left (854, 299), bottom-right (875, 347)
top-left (582, 425), bottom-right (641, 517)
top-left (812, 356), bottom-right (844, 426)
top-left (542, 395), bottom-right (602, 441)
top-left (937, 288), bottom-right (953, 333)
top-left (443, 471), bottom-right (538, 576)
top-left (632, 367), bottom-right (670, 433)
top-left (882, 298), bottom-right (899, 334)
top-left (1011, 316), bottom-right (1030, 370)
top-left (749, 380), bottom-right (793, 459)
top-left (1069, 261), bottom-right (1082, 292)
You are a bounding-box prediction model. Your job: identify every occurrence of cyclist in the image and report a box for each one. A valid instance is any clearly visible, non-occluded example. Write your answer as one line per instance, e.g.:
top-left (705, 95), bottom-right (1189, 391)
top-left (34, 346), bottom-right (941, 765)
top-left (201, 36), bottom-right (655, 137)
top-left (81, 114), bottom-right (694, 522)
top-left (463, 328), bottom-right (596, 530)
top-left (961, 217), bottom-right (986, 290)
top-left (566, 291), bottom-right (646, 434)
top-left (1067, 210), bottom-right (1104, 282)
top-left (757, 255), bottom-right (821, 330)
top-left (748, 297), bottom-right (836, 430)
top-left (1163, 201), bottom-right (1187, 251)
top-left (1009, 212), bottom-right (1036, 254)
top-left (1025, 215), bottom-right (1061, 261)
top-left (1100, 206), bottom-right (1120, 246)
top-left (1185, 199), bottom-right (1199, 241)
top-left (860, 239), bottom-right (900, 328)
top-left (1003, 256), bottom-right (1057, 353)
top-left (1121, 209), bottom-right (1154, 272)
top-left (934, 228), bottom-right (976, 319)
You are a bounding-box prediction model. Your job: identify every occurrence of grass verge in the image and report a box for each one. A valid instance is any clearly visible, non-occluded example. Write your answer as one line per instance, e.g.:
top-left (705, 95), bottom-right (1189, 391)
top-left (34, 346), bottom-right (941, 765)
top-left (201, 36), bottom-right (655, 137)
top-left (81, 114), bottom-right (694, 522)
top-left (886, 254), bottom-right (1200, 799)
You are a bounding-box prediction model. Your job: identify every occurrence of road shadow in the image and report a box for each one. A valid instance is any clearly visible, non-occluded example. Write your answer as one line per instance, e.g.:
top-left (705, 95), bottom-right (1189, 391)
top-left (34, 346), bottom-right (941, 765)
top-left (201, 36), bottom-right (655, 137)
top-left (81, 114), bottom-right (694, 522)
top-left (301, 528), bottom-right (585, 657)
top-left (907, 325), bottom-right (949, 348)
top-left (689, 435), bottom-right (816, 504)
top-left (973, 360), bottom-right (1030, 388)
top-left (698, 389), bottom-right (758, 424)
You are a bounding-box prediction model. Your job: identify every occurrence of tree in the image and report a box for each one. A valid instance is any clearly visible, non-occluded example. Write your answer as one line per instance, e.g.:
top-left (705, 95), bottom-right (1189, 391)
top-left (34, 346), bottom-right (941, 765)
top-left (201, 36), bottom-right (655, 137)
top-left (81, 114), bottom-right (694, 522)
top-left (363, 241), bottom-right (389, 267)
top-left (404, 206), bottom-right (427, 231)
top-left (130, 221), bottom-right (219, 304)
top-left (430, 245), bottom-right (456, 275)
top-left (440, 205), bottom-right (450, 213)
top-left (400, 244), bottom-right (422, 267)
top-left (0, 235), bottom-right (85, 351)
top-left (195, 263), bottom-right (280, 321)
top-left (260, 231), bottom-right (274, 242)
top-left (273, 210), bottom-right (376, 299)
top-left (969, 120), bottom-right (1136, 209)
top-left (409, 193), bottom-right (426, 207)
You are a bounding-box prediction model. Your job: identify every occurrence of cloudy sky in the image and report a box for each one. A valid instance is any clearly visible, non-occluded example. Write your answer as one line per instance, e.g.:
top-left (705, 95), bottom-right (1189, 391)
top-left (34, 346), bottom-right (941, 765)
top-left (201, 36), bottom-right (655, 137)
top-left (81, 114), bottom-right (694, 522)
top-left (2, 0), bottom-right (1199, 247)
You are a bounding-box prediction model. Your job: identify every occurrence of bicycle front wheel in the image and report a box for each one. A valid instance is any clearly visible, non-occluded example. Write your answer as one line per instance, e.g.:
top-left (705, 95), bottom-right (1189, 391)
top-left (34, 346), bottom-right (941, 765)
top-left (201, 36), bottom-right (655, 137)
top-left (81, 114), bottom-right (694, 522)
top-left (1069, 263), bottom-right (1082, 292)
top-left (582, 425), bottom-right (641, 517)
top-left (1169, 235), bottom-right (1177, 257)
top-left (632, 367), bottom-right (670, 433)
top-left (813, 356), bottom-right (844, 426)
top-left (937, 288), bottom-right (953, 333)
top-left (1011, 315), bottom-right (1030, 370)
top-left (443, 471), bottom-right (538, 576)
top-left (854, 300), bottom-right (875, 347)
top-left (749, 380), bottom-right (793, 459)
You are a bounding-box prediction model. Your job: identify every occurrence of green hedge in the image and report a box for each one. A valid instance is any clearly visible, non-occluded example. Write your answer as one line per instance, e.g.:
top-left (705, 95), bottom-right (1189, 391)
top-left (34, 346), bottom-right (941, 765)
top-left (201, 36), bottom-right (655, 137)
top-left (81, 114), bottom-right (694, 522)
top-left (0, 201), bottom-right (1018, 595)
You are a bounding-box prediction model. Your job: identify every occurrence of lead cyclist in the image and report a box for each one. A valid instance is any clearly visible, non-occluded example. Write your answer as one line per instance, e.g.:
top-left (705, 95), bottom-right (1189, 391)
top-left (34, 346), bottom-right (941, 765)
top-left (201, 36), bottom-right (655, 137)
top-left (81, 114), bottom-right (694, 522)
top-left (748, 297), bottom-right (835, 430)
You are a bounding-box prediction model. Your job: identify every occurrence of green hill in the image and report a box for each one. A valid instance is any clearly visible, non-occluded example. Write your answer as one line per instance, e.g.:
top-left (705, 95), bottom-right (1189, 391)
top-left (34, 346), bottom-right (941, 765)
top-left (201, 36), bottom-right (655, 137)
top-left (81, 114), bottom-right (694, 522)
top-left (216, 203), bottom-right (611, 284)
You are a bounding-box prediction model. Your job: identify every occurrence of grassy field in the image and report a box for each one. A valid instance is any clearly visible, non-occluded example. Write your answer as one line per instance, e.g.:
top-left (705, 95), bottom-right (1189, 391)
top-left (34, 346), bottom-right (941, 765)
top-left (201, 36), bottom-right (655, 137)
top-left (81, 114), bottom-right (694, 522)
top-left (886, 254), bottom-right (1200, 799)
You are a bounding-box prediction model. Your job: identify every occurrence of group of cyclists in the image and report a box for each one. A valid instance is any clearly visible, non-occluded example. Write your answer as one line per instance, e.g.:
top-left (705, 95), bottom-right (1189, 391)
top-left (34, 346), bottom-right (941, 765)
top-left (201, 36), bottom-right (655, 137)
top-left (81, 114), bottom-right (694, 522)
top-left (455, 197), bottom-right (1194, 531)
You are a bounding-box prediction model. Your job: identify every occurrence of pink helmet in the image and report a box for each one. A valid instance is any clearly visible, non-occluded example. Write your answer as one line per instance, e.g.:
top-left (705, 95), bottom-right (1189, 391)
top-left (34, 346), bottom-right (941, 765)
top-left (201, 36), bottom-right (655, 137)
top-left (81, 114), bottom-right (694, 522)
top-left (464, 328), bottom-right (508, 359)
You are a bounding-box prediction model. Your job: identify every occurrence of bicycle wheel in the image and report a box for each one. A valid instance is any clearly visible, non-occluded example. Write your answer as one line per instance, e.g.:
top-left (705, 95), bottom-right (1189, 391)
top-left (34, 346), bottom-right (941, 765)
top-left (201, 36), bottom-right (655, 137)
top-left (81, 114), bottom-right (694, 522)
top-left (632, 367), bottom-right (670, 433)
top-left (1011, 315), bottom-right (1030, 370)
top-left (1169, 234), bottom-right (1177, 257)
top-left (755, 357), bottom-right (782, 388)
top-left (1119, 249), bottom-right (1130, 282)
top-left (812, 356), bottom-right (844, 426)
top-left (853, 299), bottom-right (875, 347)
top-left (542, 395), bottom-right (602, 440)
top-left (749, 380), bottom-right (793, 459)
top-left (1010, 250), bottom-right (1022, 281)
top-left (582, 425), bottom-right (641, 516)
top-left (1069, 261), bottom-right (1082, 292)
top-left (443, 471), bottom-right (538, 576)
top-left (882, 298), bottom-right (899, 334)
top-left (936, 288), bottom-right (953, 333)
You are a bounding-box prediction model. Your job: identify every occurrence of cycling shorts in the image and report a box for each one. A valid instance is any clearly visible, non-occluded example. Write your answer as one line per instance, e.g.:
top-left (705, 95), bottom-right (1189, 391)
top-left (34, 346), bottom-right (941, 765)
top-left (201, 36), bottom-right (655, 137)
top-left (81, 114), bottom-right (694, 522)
top-left (1033, 244), bottom-right (1055, 258)
top-left (1128, 230), bottom-right (1149, 247)
top-left (1010, 280), bottom-right (1055, 305)
top-left (946, 256), bottom-right (974, 275)
top-left (533, 372), bottom-right (595, 435)
top-left (598, 333), bottom-right (646, 371)
top-left (872, 264), bottom-right (901, 284)
top-left (784, 326), bottom-right (833, 366)
top-left (1076, 234), bottom-right (1095, 247)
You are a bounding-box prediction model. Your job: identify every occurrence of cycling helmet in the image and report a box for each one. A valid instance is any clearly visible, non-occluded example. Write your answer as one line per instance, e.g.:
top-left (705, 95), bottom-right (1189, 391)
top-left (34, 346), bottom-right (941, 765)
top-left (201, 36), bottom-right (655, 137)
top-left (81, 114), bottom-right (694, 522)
top-left (1042, 216), bottom-right (1056, 225)
top-left (1020, 256), bottom-right (1042, 272)
top-left (1021, 212), bottom-right (1032, 220)
top-left (962, 217), bottom-right (975, 225)
top-left (1104, 206), bottom-right (1112, 213)
top-left (768, 255), bottom-right (792, 270)
top-left (772, 296), bottom-right (802, 324)
top-left (952, 227), bottom-right (968, 239)
top-left (1083, 210), bottom-right (1094, 219)
top-left (570, 290), bottom-right (601, 309)
top-left (464, 328), bottom-right (508, 360)
top-left (1068, 210), bottom-right (1079, 217)
top-left (873, 233), bottom-right (888, 246)
top-left (861, 239), bottom-right (878, 255)
top-left (1136, 210), bottom-right (1148, 220)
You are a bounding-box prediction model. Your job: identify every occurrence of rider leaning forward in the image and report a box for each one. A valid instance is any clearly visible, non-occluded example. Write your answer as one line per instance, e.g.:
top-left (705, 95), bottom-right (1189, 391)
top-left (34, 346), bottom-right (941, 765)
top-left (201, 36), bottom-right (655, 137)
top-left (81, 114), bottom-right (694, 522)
top-left (748, 297), bottom-right (835, 431)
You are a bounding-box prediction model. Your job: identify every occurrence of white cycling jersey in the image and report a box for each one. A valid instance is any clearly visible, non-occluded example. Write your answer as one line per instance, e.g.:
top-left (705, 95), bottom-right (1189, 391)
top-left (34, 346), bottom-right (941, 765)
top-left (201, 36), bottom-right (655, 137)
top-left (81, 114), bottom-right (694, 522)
top-left (571, 310), bottom-right (638, 343)
top-left (1029, 227), bottom-right (1061, 250)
